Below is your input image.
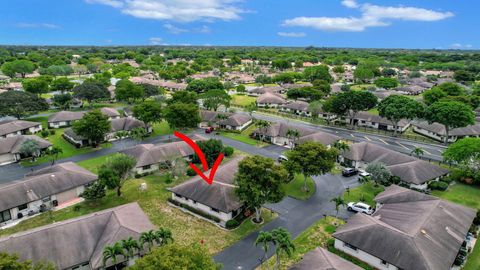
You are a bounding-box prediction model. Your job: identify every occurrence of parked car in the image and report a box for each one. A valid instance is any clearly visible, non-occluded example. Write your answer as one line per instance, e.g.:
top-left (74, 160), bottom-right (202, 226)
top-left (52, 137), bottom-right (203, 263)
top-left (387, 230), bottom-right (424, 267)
top-left (359, 170), bottom-right (370, 179)
top-left (205, 127), bottom-right (214, 134)
top-left (342, 168), bottom-right (358, 177)
top-left (347, 202), bottom-right (374, 215)
top-left (277, 155), bottom-right (288, 163)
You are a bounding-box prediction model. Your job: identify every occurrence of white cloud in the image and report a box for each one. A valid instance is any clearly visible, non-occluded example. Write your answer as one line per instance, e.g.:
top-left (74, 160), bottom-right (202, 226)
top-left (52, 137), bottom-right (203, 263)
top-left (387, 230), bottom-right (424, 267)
top-left (450, 43), bottom-right (473, 50)
top-left (278, 32), bottom-right (306, 38)
top-left (341, 0), bottom-right (358, 8)
top-left (197, 25), bottom-right (211, 34)
top-left (16, 23), bottom-right (60, 29)
top-left (163, 23), bottom-right (188, 34)
top-left (283, 1), bottom-right (453, 32)
top-left (149, 37), bottom-right (164, 45)
top-left (86, 0), bottom-right (246, 22)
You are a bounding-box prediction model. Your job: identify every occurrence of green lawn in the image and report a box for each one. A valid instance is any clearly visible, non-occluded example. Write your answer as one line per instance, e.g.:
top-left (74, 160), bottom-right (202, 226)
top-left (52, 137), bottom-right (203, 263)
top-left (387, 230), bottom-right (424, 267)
top-left (257, 217), bottom-right (344, 270)
top-left (367, 108), bottom-right (379, 115)
top-left (21, 128), bottom-right (112, 167)
top-left (219, 124), bottom-right (267, 147)
top-left (231, 94), bottom-right (257, 107)
top-left (284, 174), bottom-right (315, 200)
top-left (464, 241), bottom-right (480, 270)
top-left (342, 182), bottom-right (385, 206)
top-left (76, 153), bottom-right (116, 173)
top-left (350, 84), bottom-right (375, 91)
top-left (431, 182), bottom-right (480, 210)
top-left (0, 167), bottom-right (276, 255)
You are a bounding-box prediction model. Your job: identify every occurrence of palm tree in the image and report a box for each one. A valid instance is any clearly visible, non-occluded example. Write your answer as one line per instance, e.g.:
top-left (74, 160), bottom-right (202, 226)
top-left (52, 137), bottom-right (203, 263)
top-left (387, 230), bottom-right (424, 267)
top-left (330, 196), bottom-right (346, 217)
top-left (246, 102), bottom-right (257, 119)
top-left (139, 230), bottom-right (156, 252)
top-left (333, 141), bottom-right (349, 154)
top-left (271, 228), bottom-right (295, 270)
top-left (120, 237), bottom-right (140, 263)
top-left (154, 228), bottom-right (174, 246)
top-left (286, 129), bottom-right (300, 148)
top-left (46, 146), bottom-right (63, 165)
top-left (255, 231), bottom-right (273, 265)
top-left (103, 242), bottom-right (125, 270)
top-left (411, 147), bottom-right (424, 158)
top-left (255, 120), bottom-right (270, 141)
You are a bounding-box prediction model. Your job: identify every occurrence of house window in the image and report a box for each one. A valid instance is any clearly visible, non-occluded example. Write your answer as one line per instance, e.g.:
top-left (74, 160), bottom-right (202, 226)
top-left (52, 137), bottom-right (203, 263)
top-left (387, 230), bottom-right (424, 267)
top-left (0, 209), bottom-right (11, 223)
top-left (42, 196), bottom-right (51, 203)
top-left (175, 194), bottom-right (182, 199)
top-left (18, 204), bottom-right (28, 211)
top-left (211, 208), bottom-right (220, 213)
top-left (343, 242), bottom-right (357, 251)
top-left (142, 165), bottom-right (151, 170)
top-left (381, 260), bottom-right (389, 266)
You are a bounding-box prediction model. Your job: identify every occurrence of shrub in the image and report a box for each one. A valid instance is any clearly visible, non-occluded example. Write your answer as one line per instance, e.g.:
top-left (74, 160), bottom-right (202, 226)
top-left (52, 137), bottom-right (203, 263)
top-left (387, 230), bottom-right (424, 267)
top-left (428, 181), bottom-right (449, 191)
top-left (73, 205), bottom-right (81, 212)
top-left (40, 130), bottom-right (50, 138)
top-left (225, 219), bottom-right (240, 229)
top-left (186, 168), bottom-right (196, 176)
top-left (474, 211), bottom-right (480, 226)
top-left (49, 129), bottom-right (56, 135)
top-left (223, 146), bottom-right (234, 157)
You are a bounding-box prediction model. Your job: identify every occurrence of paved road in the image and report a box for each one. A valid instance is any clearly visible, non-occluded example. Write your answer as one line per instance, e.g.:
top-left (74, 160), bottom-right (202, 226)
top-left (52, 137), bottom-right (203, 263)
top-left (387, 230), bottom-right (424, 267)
top-left (241, 111), bottom-right (446, 162)
top-left (213, 174), bottom-right (359, 270)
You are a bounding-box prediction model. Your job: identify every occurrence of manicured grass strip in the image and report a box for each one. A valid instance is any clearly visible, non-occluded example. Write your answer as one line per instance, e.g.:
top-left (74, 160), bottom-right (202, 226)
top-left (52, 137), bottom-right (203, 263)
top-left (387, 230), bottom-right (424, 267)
top-left (283, 174), bottom-right (315, 201)
top-left (219, 124), bottom-right (268, 147)
top-left (463, 239), bottom-right (480, 270)
top-left (231, 94), bottom-right (257, 107)
top-left (432, 182), bottom-right (480, 210)
top-left (342, 182), bottom-right (385, 206)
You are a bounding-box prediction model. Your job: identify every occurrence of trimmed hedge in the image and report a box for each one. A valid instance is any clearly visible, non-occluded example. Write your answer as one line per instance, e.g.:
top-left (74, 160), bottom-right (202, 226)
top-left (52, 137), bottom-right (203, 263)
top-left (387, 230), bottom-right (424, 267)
top-left (223, 146), bottom-right (234, 157)
top-left (428, 181), bottom-right (449, 191)
top-left (225, 219), bottom-right (240, 229)
top-left (168, 198), bottom-right (221, 223)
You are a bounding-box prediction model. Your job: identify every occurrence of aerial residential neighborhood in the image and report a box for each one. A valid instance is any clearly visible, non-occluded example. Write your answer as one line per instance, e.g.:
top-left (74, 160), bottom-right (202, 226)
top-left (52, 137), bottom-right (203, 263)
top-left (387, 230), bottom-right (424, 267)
top-left (0, 1), bottom-right (479, 270)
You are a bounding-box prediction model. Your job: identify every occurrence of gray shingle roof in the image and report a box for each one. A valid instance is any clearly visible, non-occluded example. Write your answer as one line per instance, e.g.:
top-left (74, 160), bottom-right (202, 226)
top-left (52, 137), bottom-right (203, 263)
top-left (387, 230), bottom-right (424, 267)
top-left (257, 92), bottom-right (287, 104)
top-left (281, 101), bottom-right (309, 112)
top-left (119, 134), bottom-right (206, 168)
top-left (333, 185), bottom-right (476, 270)
top-left (289, 247), bottom-right (363, 270)
top-left (100, 107), bottom-right (120, 118)
top-left (254, 123), bottom-right (340, 146)
top-left (343, 142), bottom-right (448, 184)
top-left (168, 156), bottom-right (243, 213)
top-left (110, 118), bottom-right (146, 132)
top-left (0, 203), bottom-right (155, 269)
top-left (200, 110), bottom-right (252, 127)
top-left (412, 120), bottom-right (480, 137)
top-left (0, 135), bottom-right (51, 155)
top-left (353, 111), bottom-right (410, 127)
top-left (0, 162), bottom-right (97, 212)
top-left (0, 120), bottom-right (41, 136)
top-left (48, 111), bottom-right (86, 123)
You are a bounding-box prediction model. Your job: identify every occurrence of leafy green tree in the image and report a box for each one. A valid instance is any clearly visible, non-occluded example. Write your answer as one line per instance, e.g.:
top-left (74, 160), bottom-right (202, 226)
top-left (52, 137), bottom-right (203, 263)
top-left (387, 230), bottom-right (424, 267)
top-left (303, 65), bottom-right (332, 83)
top-left (102, 242), bottom-right (125, 269)
top-left (139, 83), bottom-right (162, 100)
top-left (19, 139), bottom-right (40, 161)
top-left (454, 70), bottom-right (475, 84)
top-left (52, 93), bottom-right (73, 110)
top-left (286, 129), bottom-right (300, 148)
top-left (255, 74), bottom-right (272, 85)
top-left (332, 66), bottom-right (345, 73)
top-left (72, 110), bottom-right (111, 147)
top-left (332, 141), bottom-right (350, 155)
top-left (354, 67), bottom-right (375, 83)
top-left (374, 77), bottom-right (399, 89)
top-left (1, 59), bottom-right (35, 78)
top-left (164, 102), bottom-right (200, 130)
top-left (186, 77), bottom-right (224, 94)
top-left (286, 87), bottom-right (323, 101)
top-left (425, 101), bottom-right (475, 145)
top-left (366, 162), bottom-right (392, 185)
top-left (0, 91), bottom-right (49, 119)
top-left (129, 244), bottom-right (220, 270)
top-left (423, 87), bottom-right (448, 105)
top-left (443, 138), bottom-right (480, 163)
top-left (168, 91), bottom-right (198, 105)
top-left (115, 79), bottom-right (144, 103)
top-left (330, 91), bottom-right (378, 129)
top-left (73, 81), bottom-right (110, 107)
top-left (0, 252), bottom-right (54, 270)
top-left (50, 77), bottom-right (74, 92)
top-left (201, 89), bottom-right (231, 111)
top-left (192, 139), bottom-right (224, 167)
top-left (382, 68), bottom-right (397, 77)
top-left (80, 182), bottom-right (106, 200)
top-left (271, 228), bottom-right (295, 270)
top-left (46, 146), bottom-right (63, 165)
top-left (284, 142), bottom-right (337, 192)
top-left (132, 101), bottom-right (162, 125)
top-left (308, 101), bottom-right (323, 120)
top-left (330, 196), bottom-right (346, 217)
top-left (236, 84), bottom-right (246, 92)
top-left (437, 82), bottom-right (465, 96)
top-left (378, 95), bottom-right (424, 136)
top-left (22, 78), bottom-right (49, 96)
top-left (99, 153), bottom-right (136, 196)
top-left (312, 80), bottom-right (331, 96)
top-left (235, 155), bottom-right (288, 222)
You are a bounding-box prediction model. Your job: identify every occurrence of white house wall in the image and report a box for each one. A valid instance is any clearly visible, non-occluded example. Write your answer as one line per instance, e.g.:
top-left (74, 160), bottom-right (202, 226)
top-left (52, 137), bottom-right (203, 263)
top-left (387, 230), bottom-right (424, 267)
top-left (334, 239), bottom-right (399, 270)
top-left (171, 193), bottom-right (233, 224)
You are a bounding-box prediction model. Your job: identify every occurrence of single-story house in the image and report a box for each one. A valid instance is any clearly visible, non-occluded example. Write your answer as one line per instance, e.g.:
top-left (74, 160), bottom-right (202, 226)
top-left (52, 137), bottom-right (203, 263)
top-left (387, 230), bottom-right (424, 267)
top-left (199, 110), bottom-right (252, 131)
top-left (100, 107), bottom-right (121, 120)
top-left (0, 203), bottom-right (155, 270)
top-left (0, 162), bottom-right (98, 228)
top-left (119, 134), bottom-right (205, 175)
top-left (333, 185), bottom-right (476, 270)
top-left (159, 81), bottom-right (188, 91)
top-left (0, 135), bottom-right (52, 165)
top-left (0, 120), bottom-right (43, 138)
top-left (168, 157), bottom-right (244, 226)
top-left (48, 111), bottom-right (86, 128)
top-left (394, 85), bottom-right (426, 95)
top-left (341, 111), bottom-right (410, 133)
top-left (248, 86), bottom-right (283, 96)
top-left (256, 92), bottom-right (287, 108)
top-left (340, 142), bottom-right (449, 190)
top-left (370, 90), bottom-right (396, 100)
top-left (281, 83), bottom-right (313, 90)
top-left (253, 122), bottom-right (340, 148)
top-left (280, 100), bottom-right (311, 116)
top-left (412, 120), bottom-right (480, 143)
top-left (63, 118), bottom-right (150, 147)
top-left (289, 247), bottom-right (363, 270)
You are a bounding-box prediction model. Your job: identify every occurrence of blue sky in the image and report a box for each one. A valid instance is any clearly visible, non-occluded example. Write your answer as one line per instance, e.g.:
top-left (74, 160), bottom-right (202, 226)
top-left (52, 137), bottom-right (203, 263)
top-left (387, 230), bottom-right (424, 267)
top-left (0, 0), bottom-right (476, 49)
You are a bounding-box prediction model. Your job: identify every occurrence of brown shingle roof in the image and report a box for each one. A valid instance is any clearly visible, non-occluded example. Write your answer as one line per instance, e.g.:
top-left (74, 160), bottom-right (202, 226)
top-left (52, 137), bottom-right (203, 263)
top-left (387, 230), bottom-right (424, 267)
top-left (100, 107), bottom-right (120, 118)
top-left (257, 92), bottom-right (287, 105)
top-left (48, 111), bottom-right (86, 123)
top-left (0, 135), bottom-right (51, 155)
top-left (0, 203), bottom-right (155, 269)
top-left (289, 247), bottom-right (363, 270)
top-left (0, 120), bottom-right (41, 136)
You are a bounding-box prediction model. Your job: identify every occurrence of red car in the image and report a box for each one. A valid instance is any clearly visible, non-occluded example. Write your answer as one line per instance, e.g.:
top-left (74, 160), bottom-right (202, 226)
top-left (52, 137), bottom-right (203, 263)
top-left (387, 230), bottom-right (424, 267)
top-left (205, 127), bottom-right (214, 134)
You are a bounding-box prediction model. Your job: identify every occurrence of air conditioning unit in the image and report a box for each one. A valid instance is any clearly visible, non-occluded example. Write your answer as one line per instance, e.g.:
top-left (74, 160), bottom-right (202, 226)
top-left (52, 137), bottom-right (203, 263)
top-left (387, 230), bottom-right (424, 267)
top-left (52, 200), bottom-right (58, 207)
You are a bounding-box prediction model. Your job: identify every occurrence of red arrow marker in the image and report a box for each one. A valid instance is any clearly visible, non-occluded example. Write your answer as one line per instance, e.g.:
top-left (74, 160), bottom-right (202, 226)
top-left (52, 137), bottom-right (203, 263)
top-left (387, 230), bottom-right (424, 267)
top-left (174, 131), bottom-right (224, 185)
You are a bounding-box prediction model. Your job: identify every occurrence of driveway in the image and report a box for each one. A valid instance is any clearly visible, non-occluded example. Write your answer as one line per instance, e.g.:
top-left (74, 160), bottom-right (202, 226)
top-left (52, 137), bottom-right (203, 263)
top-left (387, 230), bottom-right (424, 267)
top-left (213, 174), bottom-right (357, 270)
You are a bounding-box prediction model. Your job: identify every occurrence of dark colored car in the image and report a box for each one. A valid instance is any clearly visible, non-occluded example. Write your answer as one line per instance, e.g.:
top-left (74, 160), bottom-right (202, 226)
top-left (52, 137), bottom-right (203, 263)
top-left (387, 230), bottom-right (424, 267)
top-left (342, 168), bottom-right (358, 177)
top-left (205, 127), bottom-right (214, 134)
